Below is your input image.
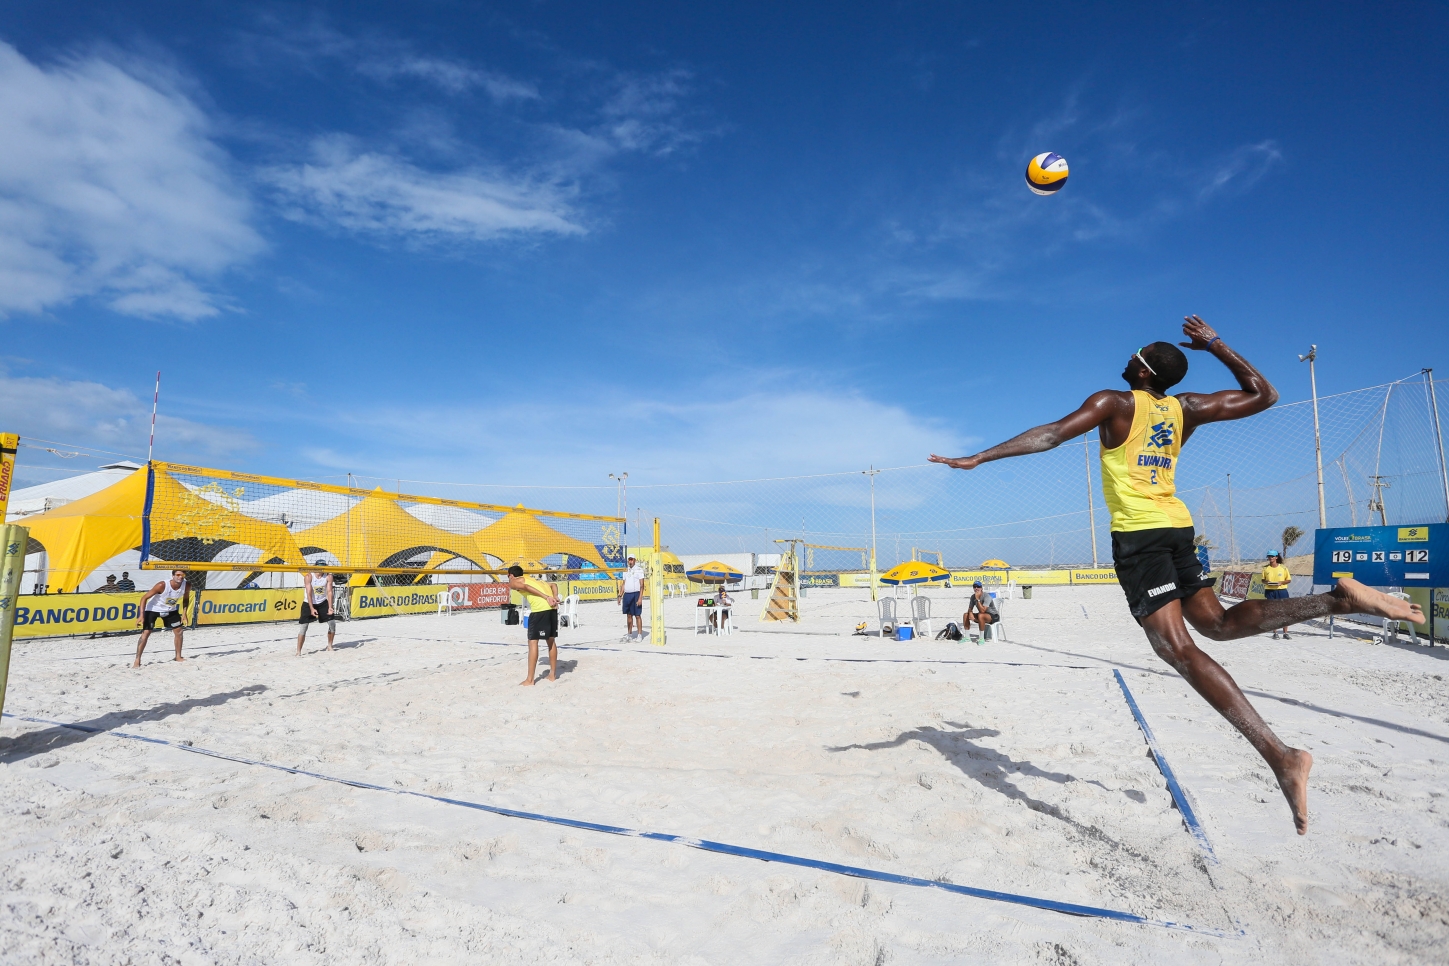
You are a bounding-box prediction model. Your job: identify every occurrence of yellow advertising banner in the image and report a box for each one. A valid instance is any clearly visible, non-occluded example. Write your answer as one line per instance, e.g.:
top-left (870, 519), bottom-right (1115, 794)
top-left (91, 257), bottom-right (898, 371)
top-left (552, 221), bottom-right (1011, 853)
top-left (568, 579), bottom-right (620, 601)
top-left (13, 593), bottom-right (142, 638)
top-left (197, 589), bottom-right (303, 626)
top-left (352, 586), bottom-right (446, 617)
top-left (1006, 569), bottom-right (1072, 586)
top-left (1070, 569), bottom-right (1120, 585)
top-left (950, 570), bottom-right (1011, 586)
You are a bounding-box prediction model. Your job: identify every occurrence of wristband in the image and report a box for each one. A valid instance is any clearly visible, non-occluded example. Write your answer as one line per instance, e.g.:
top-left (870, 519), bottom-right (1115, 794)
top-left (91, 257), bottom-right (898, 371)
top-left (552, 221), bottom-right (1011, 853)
top-left (1205, 336), bottom-right (1220, 349)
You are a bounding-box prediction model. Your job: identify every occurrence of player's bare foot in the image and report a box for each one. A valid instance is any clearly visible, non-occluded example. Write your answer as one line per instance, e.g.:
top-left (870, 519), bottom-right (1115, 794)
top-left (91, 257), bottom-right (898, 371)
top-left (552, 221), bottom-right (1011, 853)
top-left (519, 677), bottom-right (535, 686)
top-left (547, 673), bottom-right (557, 682)
top-left (1332, 577), bottom-right (1425, 623)
top-left (131, 659), bottom-right (141, 668)
top-left (174, 656), bottom-right (186, 662)
top-left (1273, 748), bottom-right (1313, 834)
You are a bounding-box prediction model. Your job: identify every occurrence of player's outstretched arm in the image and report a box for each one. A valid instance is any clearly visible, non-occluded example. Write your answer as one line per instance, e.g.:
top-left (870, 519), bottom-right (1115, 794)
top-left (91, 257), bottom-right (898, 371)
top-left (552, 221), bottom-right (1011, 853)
top-left (1176, 315), bottom-right (1278, 430)
top-left (929, 390), bottom-right (1124, 470)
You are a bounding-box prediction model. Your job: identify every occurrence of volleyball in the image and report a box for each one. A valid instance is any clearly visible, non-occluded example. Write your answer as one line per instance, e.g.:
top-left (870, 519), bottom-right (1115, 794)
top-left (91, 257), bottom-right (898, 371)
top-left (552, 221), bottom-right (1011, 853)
top-left (1025, 152), bottom-right (1069, 196)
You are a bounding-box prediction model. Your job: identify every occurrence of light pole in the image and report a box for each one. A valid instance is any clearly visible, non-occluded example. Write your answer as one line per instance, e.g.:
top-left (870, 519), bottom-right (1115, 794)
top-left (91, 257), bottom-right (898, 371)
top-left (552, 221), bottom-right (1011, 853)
top-left (1424, 369), bottom-right (1449, 523)
top-left (1083, 435), bottom-right (1099, 567)
top-left (609, 472), bottom-right (628, 532)
top-left (863, 466), bottom-right (880, 602)
top-left (1226, 472), bottom-right (1239, 567)
top-left (1298, 345), bottom-right (1327, 529)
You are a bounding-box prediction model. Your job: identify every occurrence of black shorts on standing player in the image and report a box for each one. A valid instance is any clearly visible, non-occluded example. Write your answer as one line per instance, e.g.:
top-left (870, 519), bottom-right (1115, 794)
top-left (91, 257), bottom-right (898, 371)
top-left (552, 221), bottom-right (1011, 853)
top-left (299, 599), bottom-right (332, 624)
top-left (1111, 526), bottom-right (1215, 621)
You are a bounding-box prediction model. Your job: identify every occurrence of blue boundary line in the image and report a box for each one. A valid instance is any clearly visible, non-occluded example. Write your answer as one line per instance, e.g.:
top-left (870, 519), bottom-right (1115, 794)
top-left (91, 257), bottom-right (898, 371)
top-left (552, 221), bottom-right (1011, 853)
top-left (4, 710), bottom-right (1225, 936)
top-left (1111, 669), bottom-right (1217, 862)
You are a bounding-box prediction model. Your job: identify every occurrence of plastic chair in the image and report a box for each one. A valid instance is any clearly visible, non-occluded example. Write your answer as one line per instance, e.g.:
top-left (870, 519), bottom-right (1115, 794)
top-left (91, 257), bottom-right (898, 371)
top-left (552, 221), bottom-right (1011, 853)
top-left (910, 596), bottom-right (933, 639)
top-left (984, 599), bottom-right (1007, 641)
top-left (877, 597), bottom-right (899, 637)
top-left (436, 587), bottom-right (453, 616)
top-left (1385, 592), bottom-right (1418, 644)
top-left (559, 593), bottom-right (579, 629)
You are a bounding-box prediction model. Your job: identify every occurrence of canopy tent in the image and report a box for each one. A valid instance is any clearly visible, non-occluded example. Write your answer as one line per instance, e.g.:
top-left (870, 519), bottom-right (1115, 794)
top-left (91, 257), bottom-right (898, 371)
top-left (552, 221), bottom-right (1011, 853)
top-left (294, 487), bottom-right (488, 573)
top-left (23, 467), bottom-right (305, 592)
top-left (473, 509), bottom-right (608, 572)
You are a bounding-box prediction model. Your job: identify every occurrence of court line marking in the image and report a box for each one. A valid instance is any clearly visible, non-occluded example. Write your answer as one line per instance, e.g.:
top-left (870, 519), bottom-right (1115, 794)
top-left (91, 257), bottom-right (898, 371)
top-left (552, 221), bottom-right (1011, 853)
top-left (4, 711), bottom-right (1228, 936)
top-left (1112, 669), bottom-right (1217, 863)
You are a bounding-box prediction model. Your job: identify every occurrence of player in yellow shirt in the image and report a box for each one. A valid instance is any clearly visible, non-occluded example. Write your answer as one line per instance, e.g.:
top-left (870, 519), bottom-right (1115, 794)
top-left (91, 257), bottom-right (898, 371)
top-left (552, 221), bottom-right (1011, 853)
top-left (930, 315), bottom-right (1424, 835)
top-left (508, 564), bottom-right (561, 685)
top-left (1262, 551), bottom-right (1293, 639)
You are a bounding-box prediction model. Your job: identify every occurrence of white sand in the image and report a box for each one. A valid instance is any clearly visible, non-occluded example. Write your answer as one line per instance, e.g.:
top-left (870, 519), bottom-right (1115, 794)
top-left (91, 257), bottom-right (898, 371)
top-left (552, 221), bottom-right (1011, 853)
top-left (2, 586), bottom-right (1447, 964)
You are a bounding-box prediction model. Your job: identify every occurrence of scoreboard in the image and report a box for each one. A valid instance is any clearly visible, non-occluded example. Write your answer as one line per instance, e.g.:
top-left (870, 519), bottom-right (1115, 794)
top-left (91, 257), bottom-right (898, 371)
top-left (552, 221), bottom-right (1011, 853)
top-left (1312, 524), bottom-right (1447, 587)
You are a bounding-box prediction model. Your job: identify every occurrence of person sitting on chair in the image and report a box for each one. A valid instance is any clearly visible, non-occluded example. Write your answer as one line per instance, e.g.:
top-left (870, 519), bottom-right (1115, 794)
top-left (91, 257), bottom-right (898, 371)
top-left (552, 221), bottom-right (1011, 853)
top-left (963, 581), bottom-right (999, 639)
top-left (709, 587), bottom-right (734, 631)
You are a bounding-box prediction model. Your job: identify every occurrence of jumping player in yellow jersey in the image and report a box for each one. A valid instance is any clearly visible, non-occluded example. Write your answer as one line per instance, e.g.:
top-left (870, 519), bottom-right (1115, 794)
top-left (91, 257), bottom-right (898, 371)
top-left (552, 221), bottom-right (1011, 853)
top-left (930, 316), bottom-right (1425, 835)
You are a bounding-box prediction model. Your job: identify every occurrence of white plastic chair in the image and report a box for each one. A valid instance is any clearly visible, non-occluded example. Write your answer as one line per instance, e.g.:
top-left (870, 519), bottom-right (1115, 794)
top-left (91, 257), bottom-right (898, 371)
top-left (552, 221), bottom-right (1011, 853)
top-left (878, 597), bottom-right (899, 638)
top-left (984, 597), bottom-right (1006, 641)
top-left (1385, 592), bottom-right (1418, 644)
top-left (910, 596), bottom-right (933, 639)
top-left (436, 587), bottom-right (453, 616)
top-left (556, 593), bottom-right (579, 629)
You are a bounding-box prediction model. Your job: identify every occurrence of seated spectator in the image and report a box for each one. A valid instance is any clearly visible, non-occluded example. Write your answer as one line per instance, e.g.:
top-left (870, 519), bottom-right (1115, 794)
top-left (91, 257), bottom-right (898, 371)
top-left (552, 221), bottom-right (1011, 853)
top-left (709, 587), bottom-right (735, 630)
top-left (962, 581), bottom-right (999, 639)
top-left (100, 575), bottom-right (120, 593)
top-left (116, 572), bottom-right (136, 592)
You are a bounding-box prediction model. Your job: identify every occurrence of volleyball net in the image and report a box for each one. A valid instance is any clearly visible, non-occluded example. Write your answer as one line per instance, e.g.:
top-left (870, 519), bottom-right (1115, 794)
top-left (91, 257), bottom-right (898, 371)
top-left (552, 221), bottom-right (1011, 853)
top-left (141, 462), bottom-right (626, 585)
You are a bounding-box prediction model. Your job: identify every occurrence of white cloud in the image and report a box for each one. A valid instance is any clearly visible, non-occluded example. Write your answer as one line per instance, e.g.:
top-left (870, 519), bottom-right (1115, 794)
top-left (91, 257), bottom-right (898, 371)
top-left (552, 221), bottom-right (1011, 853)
top-left (0, 369), bottom-right (256, 458)
top-left (356, 54), bottom-right (539, 101)
top-left (296, 384), bottom-right (973, 487)
top-left (1198, 140), bottom-right (1283, 201)
top-left (600, 70), bottom-right (700, 156)
top-left (262, 137), bottom-right (584, 243)
top-left (0, 41), bottom-right (261, 319)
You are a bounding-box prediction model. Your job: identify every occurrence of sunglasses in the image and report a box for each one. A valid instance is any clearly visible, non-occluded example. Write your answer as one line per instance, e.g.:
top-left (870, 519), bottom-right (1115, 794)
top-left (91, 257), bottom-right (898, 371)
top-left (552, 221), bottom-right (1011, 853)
top-left (1135, 346), bottom-right (1157, 377)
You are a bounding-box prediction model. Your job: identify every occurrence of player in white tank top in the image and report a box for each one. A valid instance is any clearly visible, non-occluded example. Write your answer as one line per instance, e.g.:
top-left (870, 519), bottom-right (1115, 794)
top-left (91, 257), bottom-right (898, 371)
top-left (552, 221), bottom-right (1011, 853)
top-left (134, 570), bottom-right (190, 667)
top-left (297, 562), bottom-right (337, 655)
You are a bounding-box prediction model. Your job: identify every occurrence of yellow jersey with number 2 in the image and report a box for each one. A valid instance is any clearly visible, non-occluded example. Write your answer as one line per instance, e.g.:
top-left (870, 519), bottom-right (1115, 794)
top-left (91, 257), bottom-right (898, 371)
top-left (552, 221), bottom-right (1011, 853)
top-left (1100, 391), bottom-right (1194, 532)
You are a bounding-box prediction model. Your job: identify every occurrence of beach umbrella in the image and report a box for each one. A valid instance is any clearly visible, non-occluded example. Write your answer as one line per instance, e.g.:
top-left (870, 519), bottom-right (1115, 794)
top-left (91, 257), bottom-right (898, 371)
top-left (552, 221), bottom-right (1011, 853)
top-left (980, 559), bottom-right (1009, 570)
top-left (879, 561), bottom-right (950, 585)
top-left (685, 560), bottom-right (744, 584)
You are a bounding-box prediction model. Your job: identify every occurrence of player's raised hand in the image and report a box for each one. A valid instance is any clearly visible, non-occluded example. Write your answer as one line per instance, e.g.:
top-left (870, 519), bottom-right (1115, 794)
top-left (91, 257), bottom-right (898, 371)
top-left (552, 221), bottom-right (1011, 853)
top-left (1179, 315), bottom-right (1219, 350)
top-left (929, 453), bottom-right (982, 470)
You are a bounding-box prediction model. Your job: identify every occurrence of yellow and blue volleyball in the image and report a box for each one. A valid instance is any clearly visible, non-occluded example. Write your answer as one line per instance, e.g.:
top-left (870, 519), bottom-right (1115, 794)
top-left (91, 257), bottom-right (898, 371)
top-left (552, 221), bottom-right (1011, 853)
top-left (1025, 152), bottom-right (1069, 196)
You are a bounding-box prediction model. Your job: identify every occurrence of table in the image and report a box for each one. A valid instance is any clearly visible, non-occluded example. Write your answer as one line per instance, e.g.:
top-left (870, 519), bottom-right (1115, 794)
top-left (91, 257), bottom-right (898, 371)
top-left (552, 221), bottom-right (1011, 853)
top-left (693, 603), bottom-right (734, 635)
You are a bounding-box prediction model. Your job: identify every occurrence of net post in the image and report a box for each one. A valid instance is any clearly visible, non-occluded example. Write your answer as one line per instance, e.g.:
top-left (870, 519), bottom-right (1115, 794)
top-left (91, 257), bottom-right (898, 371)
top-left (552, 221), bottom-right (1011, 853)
top-left (141, 462), bottom-right (156, 565)
top-left (0, 523), bottom-right (28, 718)
top-left (0, 433), bottom-right (18, 520)
top-left (650, 517), bottom-right (666, 647)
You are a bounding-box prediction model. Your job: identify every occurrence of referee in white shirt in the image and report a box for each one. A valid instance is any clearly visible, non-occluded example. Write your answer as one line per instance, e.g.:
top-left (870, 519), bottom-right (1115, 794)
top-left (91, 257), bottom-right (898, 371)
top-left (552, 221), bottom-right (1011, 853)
top-left (618, 555), bottom-right (646, 640)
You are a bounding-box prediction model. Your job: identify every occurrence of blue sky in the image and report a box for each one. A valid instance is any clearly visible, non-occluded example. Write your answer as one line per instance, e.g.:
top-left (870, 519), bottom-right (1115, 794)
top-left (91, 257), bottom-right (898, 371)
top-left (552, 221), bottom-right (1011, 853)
top-left (3, 1), bottom-right (1446, 496)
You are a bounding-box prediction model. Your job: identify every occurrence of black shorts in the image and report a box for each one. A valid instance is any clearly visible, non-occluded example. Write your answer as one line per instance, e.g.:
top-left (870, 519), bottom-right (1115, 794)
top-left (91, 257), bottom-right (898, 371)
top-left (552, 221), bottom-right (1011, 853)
top-left (300, 600), bottom-right (332, 624)
top-left (1264, 588), bottom-right (1290, 600)
top-left (527, 609), bottom-right (559, 641)
top-left (967, 611), bottom-right (997, 624)
top-left (142, 610), bottom-right (183, 630)
top-left (1111, 526), bottom-right (1215, 621)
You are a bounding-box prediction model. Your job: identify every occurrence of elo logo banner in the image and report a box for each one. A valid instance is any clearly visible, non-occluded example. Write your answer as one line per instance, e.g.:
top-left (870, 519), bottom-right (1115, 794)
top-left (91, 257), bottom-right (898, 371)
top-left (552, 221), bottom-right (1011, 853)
top-left (1313, 524), bottom-right (1447, 587)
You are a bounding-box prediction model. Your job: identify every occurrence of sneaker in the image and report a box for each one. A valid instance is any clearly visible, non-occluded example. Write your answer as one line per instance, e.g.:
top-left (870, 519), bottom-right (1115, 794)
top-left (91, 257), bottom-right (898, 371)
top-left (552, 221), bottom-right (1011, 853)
top-left (1272, 632), bottom-right (1279, 640)
top-left (1282, 632), bottom-right (1291, 640)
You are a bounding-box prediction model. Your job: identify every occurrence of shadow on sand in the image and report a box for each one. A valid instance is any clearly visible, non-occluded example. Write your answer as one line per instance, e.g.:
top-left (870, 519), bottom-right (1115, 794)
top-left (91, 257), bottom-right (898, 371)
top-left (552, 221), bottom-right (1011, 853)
top-left (0, 686), bottom-right (267, 762)
top-left (829, 721), bottom-right (1155, 862)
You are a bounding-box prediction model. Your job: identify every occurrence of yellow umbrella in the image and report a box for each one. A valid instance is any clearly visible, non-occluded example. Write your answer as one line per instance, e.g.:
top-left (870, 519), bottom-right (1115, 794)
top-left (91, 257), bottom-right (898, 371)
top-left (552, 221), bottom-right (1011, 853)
top-left (980, 559), bottom-right (1009, 570)
top-left (685, 560), bottom-right (744, 583)
top-left (879, 561), bottom-right (950, 585)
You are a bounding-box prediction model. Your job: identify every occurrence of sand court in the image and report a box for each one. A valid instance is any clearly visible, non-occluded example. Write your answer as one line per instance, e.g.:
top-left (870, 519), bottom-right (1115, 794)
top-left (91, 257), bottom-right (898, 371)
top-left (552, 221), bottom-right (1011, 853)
top-left (2, 586), bottom-right (1447, 963)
